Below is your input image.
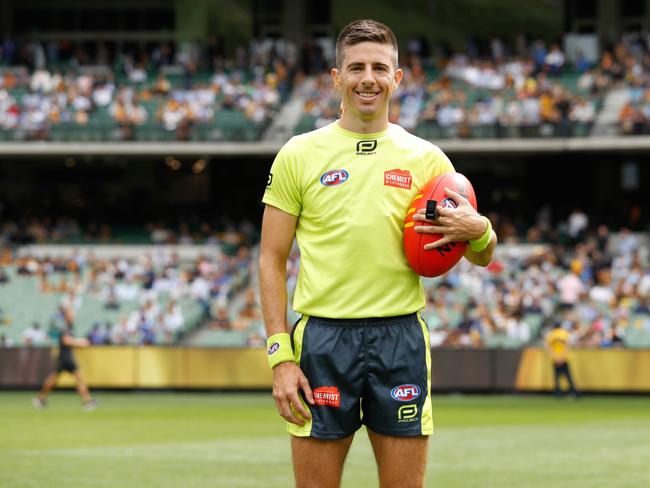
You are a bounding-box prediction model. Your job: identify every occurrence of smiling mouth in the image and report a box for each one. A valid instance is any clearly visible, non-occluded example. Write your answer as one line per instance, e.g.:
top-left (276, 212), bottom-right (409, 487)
top-left (355, 91), bottom-right (380, 99)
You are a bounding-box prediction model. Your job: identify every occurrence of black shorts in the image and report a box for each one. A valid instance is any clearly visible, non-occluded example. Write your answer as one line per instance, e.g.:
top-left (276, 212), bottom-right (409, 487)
top-left (56, 357), bottom-right (78, 373)
top-left (288, 313), bottom-right (433, 439)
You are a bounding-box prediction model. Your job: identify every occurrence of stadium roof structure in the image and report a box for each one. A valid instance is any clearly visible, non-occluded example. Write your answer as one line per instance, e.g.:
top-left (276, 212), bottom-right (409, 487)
top-left (2, 137), bottom-right (650, 158)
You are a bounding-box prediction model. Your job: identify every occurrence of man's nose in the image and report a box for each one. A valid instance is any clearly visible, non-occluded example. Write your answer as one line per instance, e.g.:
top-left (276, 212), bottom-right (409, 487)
top-left (360, 66), bottom-right (375, 84)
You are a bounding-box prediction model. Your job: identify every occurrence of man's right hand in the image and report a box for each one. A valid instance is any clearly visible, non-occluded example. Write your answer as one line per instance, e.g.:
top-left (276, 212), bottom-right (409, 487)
top-left (272, 361), bottom-right (315, 425)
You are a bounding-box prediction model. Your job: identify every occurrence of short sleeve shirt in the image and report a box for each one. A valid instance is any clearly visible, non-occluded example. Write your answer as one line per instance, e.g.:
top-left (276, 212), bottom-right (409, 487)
top-left (262, 122), bottom-right (455, 318)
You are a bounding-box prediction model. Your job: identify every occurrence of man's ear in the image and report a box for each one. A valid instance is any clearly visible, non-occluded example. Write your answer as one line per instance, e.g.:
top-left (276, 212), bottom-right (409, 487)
top-left (331, 68), bottom-right (341, 88)
top-left (394, 68), bottom-right (404, 87)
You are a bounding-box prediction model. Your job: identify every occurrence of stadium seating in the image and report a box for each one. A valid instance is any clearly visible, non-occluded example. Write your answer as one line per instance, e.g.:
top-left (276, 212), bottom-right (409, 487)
top-left (624, 316), bottom-right (650, 348)
top-left (0, 265), bottom-right (206, 345)
top-left (0, 64), bottom-right (278, 142)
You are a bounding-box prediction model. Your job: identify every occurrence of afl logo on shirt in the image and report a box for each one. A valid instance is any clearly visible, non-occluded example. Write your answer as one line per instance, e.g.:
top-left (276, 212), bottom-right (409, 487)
top-left (320, 169), bottom-right (349, 186)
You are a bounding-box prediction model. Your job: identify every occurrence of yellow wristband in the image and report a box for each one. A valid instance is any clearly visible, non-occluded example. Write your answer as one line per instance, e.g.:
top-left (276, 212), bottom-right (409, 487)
top-left (266, 333), bottom-right (294, 369)
top-left (469, 217), bottom-right (492, 252)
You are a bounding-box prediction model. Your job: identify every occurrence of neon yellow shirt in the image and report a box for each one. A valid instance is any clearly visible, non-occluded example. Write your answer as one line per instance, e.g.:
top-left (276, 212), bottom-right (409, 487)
top-left (546, 328), bottom-right (571, 362)
top-left (262, 122), bottom-right (454, 318)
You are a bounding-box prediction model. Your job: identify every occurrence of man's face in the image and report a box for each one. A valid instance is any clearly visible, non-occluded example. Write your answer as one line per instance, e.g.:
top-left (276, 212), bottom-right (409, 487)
top-left (331, 42), bottom-right (403, 121)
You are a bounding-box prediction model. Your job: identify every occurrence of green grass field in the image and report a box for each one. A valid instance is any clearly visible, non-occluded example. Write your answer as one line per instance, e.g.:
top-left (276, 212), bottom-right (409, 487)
top-left (1, 392), bottom-right (649, 487)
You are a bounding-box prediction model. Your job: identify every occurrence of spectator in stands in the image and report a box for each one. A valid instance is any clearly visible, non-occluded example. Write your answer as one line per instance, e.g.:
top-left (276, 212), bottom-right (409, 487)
top-left (160, 300), bottom-right (184, 343)
top-left (232, 287), bottom-right (261, 330)
top-left (544, 44), bottom-right (565, 74)
top-left (87, 322), bottom-right (106, 345)
top-left (567, 208), bottom-right (589, 243)
top-left (104, 285), bottom-right (120, 310)
top-left (152, 74), bottom-right (172, 95)
top-left (600, 324), bottom-right (624, 347)
top-left (0, 266), bottom-right (8, 284)
top-left (619, 102), bottom-right (644, 135)
top-left (137, 313), bottom-right (156, 345)
top-left (505, 309), bottom-right (531, 343)
top-left (22, 322), bottom-right (47, 345)
top-left (1, 333), bottom-right (15, 346)
top-left (209, 307), bottom-right (232, 330)
top-left (589, 269), bottom-right (616, 306)
top-left (61, 290), bottom-right (82, 313)
top-left (569, 97), bottom-right (595, 127)
top-left (247, 331), bottom-right (265, 348)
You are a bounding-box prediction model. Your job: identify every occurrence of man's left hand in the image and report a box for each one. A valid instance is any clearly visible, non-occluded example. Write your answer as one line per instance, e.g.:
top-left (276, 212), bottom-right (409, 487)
top-left (413, 187), bottom-right (487, 250)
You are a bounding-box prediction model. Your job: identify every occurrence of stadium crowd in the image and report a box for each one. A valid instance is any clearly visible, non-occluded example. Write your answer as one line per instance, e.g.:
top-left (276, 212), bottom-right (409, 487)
top-left (1, 210), bottom-right (648, 349)
top-left (301, 33), bottom-right (650, 139)
top-left (616, 32), bottom-right (650, 135)
top-left (0, 39), bottom-right (294, 141)
top-left (0, 216), bottom-right (259, 247)
top-left (301, 36), bottom-right (605, 138)
top-left (0, 68), bottom-right (281, 141)
top-left (3, 33), bottom-right (650, 141)
top-left (281, 211), bottom-right (649, 350)
top-left (0, 223), bottom-right (260, 347)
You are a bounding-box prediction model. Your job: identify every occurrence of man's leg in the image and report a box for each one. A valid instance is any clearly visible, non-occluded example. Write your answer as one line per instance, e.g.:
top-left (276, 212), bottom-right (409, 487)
top-left (564, 363), bottom-right (579, 396)
top-left (291, 434), bottom-right (354, 488)
top-left (368, 429), bottom-right (428, 488)
top-left (37, 371), bottom-right (59, 400)
top-left (73, 371), bottom-right (93, 403)
top-left (553, 363), bottom-right (564, 396)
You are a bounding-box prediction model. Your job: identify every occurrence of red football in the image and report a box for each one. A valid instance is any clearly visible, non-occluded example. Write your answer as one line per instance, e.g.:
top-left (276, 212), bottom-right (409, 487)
top-left (403, 172), bottom-right (477, 277)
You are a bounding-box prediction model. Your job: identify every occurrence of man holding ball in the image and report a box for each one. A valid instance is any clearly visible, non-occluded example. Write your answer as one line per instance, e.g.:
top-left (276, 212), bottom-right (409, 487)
top-left (260, 19), bottom-right (496, 487)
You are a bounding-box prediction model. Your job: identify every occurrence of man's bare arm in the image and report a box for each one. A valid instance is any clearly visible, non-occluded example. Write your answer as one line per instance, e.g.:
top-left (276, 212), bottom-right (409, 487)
top-left (62, 334), bottom-right (90, 347)
top-left (463, 229), bottom-right (497, 267)
top-left (259, 204), bottom-right (297, 338)
top-left (259, 204), bottom-right (314, 425)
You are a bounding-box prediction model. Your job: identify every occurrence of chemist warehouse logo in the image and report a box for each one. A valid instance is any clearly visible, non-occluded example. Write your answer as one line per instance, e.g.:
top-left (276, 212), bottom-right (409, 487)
top-left (384, 169), bottom-right (412, 190)
top-left (320, 169), bottom-right (349, 186)
top-left (313, 386), bottom-right (341, 408)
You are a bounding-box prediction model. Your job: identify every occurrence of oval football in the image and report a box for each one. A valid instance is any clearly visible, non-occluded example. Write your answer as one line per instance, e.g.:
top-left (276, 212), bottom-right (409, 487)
top-left (403, 173), bottom-right (477, 277)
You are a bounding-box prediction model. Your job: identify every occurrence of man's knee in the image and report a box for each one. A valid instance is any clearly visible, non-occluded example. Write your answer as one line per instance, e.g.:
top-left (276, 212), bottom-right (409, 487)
top-left (292, 435), bottom-right (354, 488)
top-left (368, 430), bottom-right (428, 488)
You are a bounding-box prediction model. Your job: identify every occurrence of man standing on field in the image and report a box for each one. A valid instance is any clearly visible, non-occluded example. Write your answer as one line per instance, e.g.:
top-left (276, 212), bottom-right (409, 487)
top-left (259, 19), bottom-right (496, 487)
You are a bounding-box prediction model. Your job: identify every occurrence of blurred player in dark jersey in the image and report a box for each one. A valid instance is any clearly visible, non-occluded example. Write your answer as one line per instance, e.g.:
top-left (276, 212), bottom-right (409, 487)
top-left (33, 322), bottom-right (97, 410)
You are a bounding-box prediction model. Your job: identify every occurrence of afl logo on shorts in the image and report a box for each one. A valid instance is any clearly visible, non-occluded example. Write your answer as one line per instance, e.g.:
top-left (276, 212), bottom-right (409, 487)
top-left (320, 169), bottom-right (349, 186)
top-left (391, 384), bottom-right (421, 402)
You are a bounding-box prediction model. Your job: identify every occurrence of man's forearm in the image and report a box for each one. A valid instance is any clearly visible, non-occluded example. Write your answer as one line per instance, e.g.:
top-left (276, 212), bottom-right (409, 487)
top-left (464, 231), bottom-right (497, 267)
top-left (259, 253), bottom-right (289, 337)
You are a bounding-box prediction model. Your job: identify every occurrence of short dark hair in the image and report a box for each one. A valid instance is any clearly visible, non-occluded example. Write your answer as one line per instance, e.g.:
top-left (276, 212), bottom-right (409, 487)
top-left (335, 19), bottom-right (398, 68)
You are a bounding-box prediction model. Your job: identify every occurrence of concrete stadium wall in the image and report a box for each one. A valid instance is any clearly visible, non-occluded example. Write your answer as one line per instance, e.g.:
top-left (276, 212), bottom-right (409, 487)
top-left (1, 347), bottom-right (649, 392)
